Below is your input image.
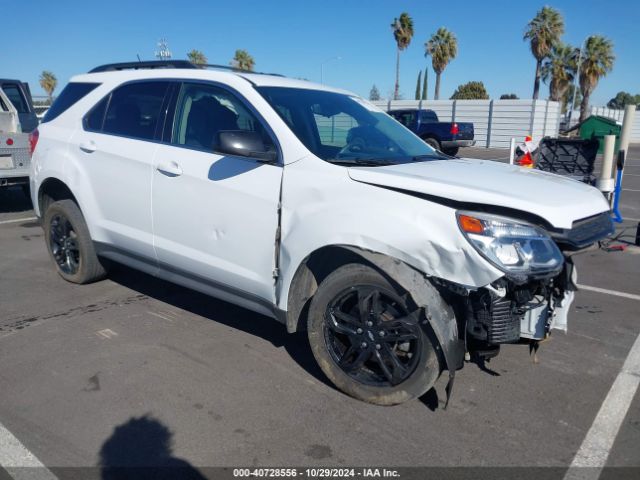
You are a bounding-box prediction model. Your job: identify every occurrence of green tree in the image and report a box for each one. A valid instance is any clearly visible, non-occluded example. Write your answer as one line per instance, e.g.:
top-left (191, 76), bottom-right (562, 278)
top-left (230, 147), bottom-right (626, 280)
top-left (39, 71), bottom-right (57, 103)
top-left (500, 93), bottom-right (519, 99)
top-left (369, 84), bottom-right (381, 101)
top-left (421, 69), bottom-right (428, 100)
top-left (231, 49), bottom-right (255, 71)
top-left (391, 13), bottom-right (414, 100)
top-left (524, 6), bottom-right (564, 100)
top-left (187, 49), bottom-right (207, 65)
top-left (415, 71), bottom-right (422, 100)
top-left (425, 27), bottom-right (458, 100)
top-left (579, 35), bottom-right (615, 122)
top-left (450, 81), bottom-right (489, 100)
top-left (541, 43), bottom-right (577, 102)
top-left (607, 91), bottom-right (637, 110)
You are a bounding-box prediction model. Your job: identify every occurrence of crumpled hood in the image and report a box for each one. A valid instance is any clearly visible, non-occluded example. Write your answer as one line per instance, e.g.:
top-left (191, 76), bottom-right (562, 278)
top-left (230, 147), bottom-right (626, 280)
top-left (348, 158), bottom-right (610, 229)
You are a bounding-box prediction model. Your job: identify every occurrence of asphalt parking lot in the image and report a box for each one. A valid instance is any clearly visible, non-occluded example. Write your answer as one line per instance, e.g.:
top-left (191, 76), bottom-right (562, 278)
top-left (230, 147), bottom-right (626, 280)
top-left (1, 146), bottom-right (639, 478)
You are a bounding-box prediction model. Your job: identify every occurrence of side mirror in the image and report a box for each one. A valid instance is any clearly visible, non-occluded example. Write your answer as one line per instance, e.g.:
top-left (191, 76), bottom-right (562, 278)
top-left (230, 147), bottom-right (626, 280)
top-left (217, 130), bottom-right (278, 163)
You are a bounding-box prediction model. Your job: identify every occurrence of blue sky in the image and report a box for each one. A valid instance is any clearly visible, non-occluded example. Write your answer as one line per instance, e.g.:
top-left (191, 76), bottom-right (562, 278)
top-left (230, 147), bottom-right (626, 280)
top-left (8, 0), bottom-right (640, 104)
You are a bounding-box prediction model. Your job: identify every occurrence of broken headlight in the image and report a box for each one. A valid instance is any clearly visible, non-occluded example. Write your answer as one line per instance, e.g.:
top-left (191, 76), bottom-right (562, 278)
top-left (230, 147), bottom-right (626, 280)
top-left (456, 212), bottom-right (564, 276)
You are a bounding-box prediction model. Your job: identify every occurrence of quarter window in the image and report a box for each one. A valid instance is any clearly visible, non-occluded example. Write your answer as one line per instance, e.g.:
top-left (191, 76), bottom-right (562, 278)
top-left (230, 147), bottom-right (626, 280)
top-left (43, 82), bottom-right (99, 123)
top-left (172, 82), bottom-right (275, 155)
top-left (101, 82), bottom-right (170, 141)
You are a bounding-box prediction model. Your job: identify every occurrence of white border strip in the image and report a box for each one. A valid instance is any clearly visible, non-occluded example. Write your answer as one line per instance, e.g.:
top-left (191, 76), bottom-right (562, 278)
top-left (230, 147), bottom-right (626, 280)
top-left (0, 217), bottom-right (37, 225)
top-left (564, 333), bottom-right (640, 478)
top-left (0, 421), bottom-right (57, 479)
top-left (577, 284), bottom-right (640, 302)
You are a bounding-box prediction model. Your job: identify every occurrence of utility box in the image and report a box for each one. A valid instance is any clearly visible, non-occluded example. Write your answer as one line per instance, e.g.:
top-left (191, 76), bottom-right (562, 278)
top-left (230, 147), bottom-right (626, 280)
top-left (579, 115), bottom-right (621, 153)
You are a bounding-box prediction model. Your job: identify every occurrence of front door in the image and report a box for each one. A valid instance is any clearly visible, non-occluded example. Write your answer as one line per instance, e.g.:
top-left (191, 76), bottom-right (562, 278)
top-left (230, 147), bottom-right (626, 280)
top-left (152, 82), bottom-right (282, 307)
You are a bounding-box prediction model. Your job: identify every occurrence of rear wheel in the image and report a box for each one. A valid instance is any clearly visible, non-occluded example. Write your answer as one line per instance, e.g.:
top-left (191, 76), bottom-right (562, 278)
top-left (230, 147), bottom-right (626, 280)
top-left (307, 264), bottom-right (440, 405)
top-left (443, 146), bottom-right (459, 156)
top-left (423, 137), bottom-right (441, 152)
top-left (43, 199), bottom-right (107, 284)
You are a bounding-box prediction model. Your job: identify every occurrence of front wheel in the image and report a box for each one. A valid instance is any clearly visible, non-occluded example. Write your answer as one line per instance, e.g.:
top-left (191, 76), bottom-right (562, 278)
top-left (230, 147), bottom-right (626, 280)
top-left (307, 264), bottom-right (441, 405)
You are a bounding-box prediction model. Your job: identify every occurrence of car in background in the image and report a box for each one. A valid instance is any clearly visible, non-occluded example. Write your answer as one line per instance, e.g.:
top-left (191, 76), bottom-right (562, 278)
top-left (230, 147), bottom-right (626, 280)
top-left (388, 108), bottom-right (474, 156)
top-left (0, 85), bottom-right (33, 193)
top-left (0, 79), bottom-right (39, 133)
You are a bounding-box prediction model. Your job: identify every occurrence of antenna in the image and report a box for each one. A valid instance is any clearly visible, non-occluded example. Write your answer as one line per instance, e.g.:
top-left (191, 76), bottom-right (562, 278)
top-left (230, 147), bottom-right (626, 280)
top-left (155, 38), bottom-right (172, 60)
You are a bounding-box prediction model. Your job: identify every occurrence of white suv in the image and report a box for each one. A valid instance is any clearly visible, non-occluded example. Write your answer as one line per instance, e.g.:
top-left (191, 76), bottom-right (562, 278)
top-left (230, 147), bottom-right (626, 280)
top-left (30, 61), bottom-right (613, 405)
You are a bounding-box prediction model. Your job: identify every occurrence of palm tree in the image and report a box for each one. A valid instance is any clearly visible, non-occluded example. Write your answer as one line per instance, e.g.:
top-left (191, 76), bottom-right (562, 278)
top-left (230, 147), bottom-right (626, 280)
top-left (424, 27), bottom-right (458, 100)
top-left (39, 71), bottom-right (57, 103)
top-left (187, 49), bottom-right (207, 65)
top-left (524, 6), bottom-right (564, 100)
top-left (391, 13), bottom-right (414, 100)
top-left (541, 43), bottom-right (577, 102)
top-left (231, 49), bottom-right (255, 71)
top-left (578, 35), bottom-right (615, 122)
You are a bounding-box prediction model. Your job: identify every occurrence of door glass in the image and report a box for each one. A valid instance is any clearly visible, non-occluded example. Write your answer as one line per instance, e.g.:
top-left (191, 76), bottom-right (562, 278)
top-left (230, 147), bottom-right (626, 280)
top-left (102, 82), bottom-right (169, 140)
top-left (172, 83), bottom-right (274, 154)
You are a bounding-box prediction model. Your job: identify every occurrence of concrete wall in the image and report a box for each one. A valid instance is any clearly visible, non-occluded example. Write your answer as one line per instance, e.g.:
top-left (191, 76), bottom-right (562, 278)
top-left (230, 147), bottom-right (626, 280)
top-left (373, 99), bottom-right (561, 149)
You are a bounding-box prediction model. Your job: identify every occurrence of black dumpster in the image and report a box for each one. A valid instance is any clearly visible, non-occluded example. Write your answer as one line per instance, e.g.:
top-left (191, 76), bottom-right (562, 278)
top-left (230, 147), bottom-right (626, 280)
top-left (534, 137), bottom-right (600, 185)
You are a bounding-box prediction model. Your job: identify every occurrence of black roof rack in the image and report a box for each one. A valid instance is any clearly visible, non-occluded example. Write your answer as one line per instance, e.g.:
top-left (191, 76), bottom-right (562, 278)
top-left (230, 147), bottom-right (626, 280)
top-left (89, 60), bottom-right (284, 77)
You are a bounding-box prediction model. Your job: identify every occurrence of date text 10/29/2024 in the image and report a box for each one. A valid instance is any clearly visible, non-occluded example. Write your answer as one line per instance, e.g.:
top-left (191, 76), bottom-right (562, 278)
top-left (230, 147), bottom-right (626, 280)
top-left (233, 468), bottom-right (401, 478)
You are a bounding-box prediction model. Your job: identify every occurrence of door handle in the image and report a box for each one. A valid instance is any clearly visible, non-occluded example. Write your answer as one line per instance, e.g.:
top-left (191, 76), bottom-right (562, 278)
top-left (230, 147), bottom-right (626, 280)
top-left (156, 160), bottom-right (183, 177)
top-left (79, 141), bottom-right (96, 153)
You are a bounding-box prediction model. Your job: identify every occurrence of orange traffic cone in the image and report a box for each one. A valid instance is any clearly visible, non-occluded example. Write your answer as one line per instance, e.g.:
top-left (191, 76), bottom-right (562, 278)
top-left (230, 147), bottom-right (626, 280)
top-left (518, 135), bottom-right (534, 168)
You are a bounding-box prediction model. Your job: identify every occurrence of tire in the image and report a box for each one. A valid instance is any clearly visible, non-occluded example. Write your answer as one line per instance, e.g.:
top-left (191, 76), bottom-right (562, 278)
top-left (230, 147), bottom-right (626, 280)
top-left (443, 147), bottom-right (459, 156)
top-left (423, 137), bottom-right (441, 152)
top-left (43, 199), bottom-right (107, 284)
top-left (307, 264), bottom-right (441, 405)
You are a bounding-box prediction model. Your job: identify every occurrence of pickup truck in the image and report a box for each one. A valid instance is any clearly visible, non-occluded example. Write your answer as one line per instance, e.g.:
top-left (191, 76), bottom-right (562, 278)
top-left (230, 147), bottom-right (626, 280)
top-left (0, 84), bottom-right (33, 193)
top-left (388, 108), bottom-right (474, 156)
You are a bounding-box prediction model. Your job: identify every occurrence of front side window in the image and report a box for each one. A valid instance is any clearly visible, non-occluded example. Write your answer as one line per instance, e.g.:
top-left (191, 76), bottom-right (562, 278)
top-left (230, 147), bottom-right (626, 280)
top-left (2, 84), bottom-right (28, 113)
top-left (101, 82), bottom-right (170, 140)
top-left (171, 82), bottom-right (275, 156)
top-left (257, 87), bottom-right (445, 166)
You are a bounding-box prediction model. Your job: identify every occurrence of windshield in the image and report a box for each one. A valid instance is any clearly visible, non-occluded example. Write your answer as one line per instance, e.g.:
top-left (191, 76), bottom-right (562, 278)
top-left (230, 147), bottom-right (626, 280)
top-left (256, 87), bottom-right (447, 166)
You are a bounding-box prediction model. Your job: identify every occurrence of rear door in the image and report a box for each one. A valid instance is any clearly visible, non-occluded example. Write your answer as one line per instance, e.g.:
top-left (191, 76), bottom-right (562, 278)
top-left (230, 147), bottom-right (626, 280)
top-left (71, 80), bottom-right (172, 261)
top-left (151, 81), bottom-right (282, 306)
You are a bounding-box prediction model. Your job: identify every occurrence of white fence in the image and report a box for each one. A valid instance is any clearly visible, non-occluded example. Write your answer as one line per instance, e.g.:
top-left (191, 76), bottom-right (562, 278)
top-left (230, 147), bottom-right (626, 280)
top-left (373, 99), bottom-right (561, 149)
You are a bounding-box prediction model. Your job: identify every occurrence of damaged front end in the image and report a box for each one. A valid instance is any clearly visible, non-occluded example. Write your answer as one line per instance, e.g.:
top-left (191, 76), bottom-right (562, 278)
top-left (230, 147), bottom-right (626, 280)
top-left (454, 210), bottom-right (613, 361)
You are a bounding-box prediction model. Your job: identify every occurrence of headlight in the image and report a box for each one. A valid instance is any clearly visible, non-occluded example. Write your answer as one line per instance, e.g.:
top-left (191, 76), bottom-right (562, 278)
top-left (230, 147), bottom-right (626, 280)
top-left (456, 211), bottom-right (564, 276)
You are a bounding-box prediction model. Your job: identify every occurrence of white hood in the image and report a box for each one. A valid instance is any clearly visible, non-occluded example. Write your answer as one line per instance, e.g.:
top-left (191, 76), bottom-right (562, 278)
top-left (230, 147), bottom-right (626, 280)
top-left (348, 158), bottom-right (610, 229)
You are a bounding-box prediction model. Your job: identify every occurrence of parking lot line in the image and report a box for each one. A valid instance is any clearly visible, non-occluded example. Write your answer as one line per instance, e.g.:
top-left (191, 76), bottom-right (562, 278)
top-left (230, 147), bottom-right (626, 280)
top-left (577, 284), bottom-right (640, 302)
top-left (564, 332), bottom-right (640, 478)
top-left (0, 421), bottom-right (57, 479)
top-left (0, 217), bottom-right (37, 225)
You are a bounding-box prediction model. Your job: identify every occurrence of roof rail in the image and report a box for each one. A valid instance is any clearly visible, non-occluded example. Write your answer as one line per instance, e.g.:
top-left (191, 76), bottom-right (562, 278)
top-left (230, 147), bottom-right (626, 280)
top-left (89, 60), bottom-right (197, 73)
top-left (88, 60), bottom-right (285, 77)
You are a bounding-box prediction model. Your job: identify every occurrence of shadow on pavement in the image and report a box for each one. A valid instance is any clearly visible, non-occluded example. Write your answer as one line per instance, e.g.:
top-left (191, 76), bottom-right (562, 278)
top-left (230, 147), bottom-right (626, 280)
top-left (99, 415), bottom-right (206, 480)
top-left (107, 265), bottom-right (334, 390)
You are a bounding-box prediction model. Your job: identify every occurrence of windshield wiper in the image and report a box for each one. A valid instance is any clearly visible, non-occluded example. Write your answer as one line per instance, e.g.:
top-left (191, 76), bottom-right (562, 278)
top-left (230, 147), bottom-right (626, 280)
top-left (411, 153), bottom-right (452, 162)
top-left (327, 159), bottom-right (396, 167)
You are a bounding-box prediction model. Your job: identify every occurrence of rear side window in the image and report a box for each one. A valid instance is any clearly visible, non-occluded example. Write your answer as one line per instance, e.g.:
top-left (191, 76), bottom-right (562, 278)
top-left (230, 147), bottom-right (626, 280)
top-left (420, 110), bottom-right (438, 122)
top-left (42, 82), bottom-right (99, 123)
top-left (101, 82), bottom-right (170, 141)
top-left (2, 84), bottom-right (28, 113)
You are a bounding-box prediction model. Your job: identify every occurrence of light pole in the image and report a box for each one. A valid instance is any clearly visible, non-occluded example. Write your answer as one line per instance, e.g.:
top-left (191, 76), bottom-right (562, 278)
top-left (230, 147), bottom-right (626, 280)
top-left (568, 37), bottom-right (587, 127)
top-left (320, 56), bottom-right (341, 84)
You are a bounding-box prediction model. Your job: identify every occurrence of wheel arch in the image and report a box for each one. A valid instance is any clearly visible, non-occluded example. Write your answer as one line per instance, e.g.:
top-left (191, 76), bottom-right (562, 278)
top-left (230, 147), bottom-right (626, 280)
top-left (283, 245), bottom-right (464, 375)
top-left (38, 177), bottom-right (79, 216)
